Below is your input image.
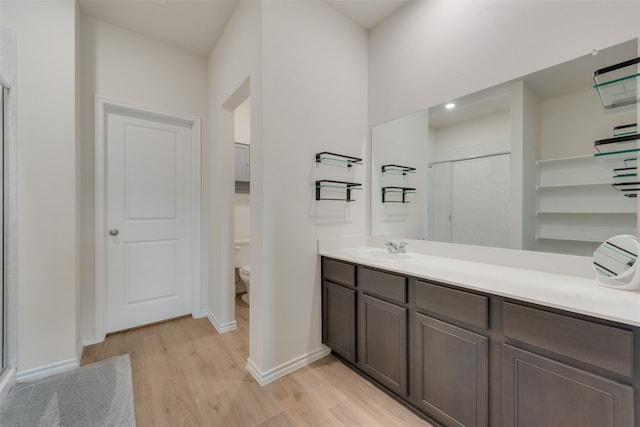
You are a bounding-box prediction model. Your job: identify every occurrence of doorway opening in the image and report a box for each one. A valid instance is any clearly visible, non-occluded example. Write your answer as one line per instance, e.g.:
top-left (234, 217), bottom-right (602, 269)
top-left (233, 95), bottom-right (251, 335)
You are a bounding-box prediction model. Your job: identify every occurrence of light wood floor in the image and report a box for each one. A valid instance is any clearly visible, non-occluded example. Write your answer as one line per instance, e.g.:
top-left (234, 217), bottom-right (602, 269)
top-left (81, 296), bottom-right (433, 427)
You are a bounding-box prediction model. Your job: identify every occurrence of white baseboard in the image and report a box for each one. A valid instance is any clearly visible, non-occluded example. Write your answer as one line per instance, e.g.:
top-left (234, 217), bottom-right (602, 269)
top-left (207, 311), bottom-right (237, 333)
top-left (81, 336), bottom-right (104, 347)
top-left (16, 357), bottom-right (79, 382)
top-left (246, 345), bottom-right (331, 386)
top-left (193, 311), bottom-right (208, 319)
top-left (0, 367), bottom-right (16, 403)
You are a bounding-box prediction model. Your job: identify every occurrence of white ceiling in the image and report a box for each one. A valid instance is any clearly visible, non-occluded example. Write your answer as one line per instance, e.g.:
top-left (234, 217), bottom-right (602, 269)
top-left (79, 0), bottom-right (240, 56)
top-left (327, 0), bottom-right (408, 30)
top-left (79, 0), bottom-right (409, 57)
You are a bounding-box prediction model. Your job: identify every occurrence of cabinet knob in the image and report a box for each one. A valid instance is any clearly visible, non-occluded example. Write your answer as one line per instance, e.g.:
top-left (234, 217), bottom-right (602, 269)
top-left (108, 229), bottom-right (119, 236)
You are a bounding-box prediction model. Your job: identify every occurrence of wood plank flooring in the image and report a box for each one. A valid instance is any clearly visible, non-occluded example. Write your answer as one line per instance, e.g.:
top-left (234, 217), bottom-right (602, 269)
top-left (81, 296), bottom-right (433, 427)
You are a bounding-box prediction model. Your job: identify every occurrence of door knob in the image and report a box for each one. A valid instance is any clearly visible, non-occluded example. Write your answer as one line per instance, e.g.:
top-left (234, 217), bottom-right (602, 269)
top-left (109, 229), bottom-right (119, 236)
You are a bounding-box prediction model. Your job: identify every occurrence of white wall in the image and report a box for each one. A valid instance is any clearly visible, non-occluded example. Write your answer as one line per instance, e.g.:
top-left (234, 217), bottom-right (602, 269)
top-left (432, 111), bottom-right (510, 161)
top-left (208, 0), bottom-right (368, 380)
top-left (234, 96), bottom-right (251, 145)
top-left (2, 0), bottom-right (78, 373)
top-left (257, 0), bottom-right (368, 377)
top-left (369, 1), bottom-right (640, 127)
top-left (371, 110), bottom-right (428, 239)
top-left (539, 87), bottom-right (636, 160)
top-left (79, 14), bottom-right (208, 342)
top-left (206, 0), bottom-right (262, 340)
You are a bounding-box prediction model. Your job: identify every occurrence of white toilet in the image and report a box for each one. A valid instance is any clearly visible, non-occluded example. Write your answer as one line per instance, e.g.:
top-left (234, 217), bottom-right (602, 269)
top-left (234, 239), bottom-right (250, 304)
top-left (238, 265), bottom-right (250, 305)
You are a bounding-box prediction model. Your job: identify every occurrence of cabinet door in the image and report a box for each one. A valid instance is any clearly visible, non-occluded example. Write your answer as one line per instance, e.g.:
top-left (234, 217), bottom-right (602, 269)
top-left (413, 313), bottom-right (488, 427)
top-left (359, 294), bottom-right (407, 397)
top-left (322, 281), bottom-right (356, 363)
top-left (234, 143), bottom-right (250, 182)
top-left (503, 344), bottom-right (634, 427)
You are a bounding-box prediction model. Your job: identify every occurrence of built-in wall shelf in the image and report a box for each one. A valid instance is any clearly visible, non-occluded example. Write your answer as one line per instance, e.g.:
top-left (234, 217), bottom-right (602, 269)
top-left (535, 155), bottom-right (637, 243)
top-left (537, 155), bottom-right (612, 187)
top-left (536, 234), bottom-right (605, 243)
top-left (315, 152), bottom-right (362, 168)
top-left (536, 212), bottom-right (637, 244)
top-left (536, 182), bottom-right (611, 190)
top-left (315, 180), bottom-right (362, 202)
top-left (381, 164), bottom-right (416, 175)
top-left (593, 57), bottom-right (640, 109)
top-left (381, 186), bottom-right (416, 203)
top-left (536, 185), bottom-right (637, 213)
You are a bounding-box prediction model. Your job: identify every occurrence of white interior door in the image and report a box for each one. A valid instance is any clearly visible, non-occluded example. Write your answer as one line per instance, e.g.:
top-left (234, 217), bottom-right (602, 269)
top-left (106, 112), bottom-right (193, 333)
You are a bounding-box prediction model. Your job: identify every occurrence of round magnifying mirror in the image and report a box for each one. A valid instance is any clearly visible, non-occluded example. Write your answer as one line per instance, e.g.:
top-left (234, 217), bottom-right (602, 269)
top-left (593, 234), bottom-right (640, 290)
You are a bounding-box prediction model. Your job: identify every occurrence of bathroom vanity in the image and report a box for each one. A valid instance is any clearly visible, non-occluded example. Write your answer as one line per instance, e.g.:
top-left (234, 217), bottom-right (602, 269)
top-left (320, 249), bottom-right (640, 427)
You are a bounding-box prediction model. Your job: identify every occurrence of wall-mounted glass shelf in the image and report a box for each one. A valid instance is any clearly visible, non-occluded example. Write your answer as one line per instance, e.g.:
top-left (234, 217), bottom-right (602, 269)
top-left (614, 166), bottom-right (637, 176)
top-left (594, 148), bottom-right (640, 166)
top-left (614, 123), bottom-right (637, 137)
top-left (382, 186), bottom-right (416, 203)
top-left (315, 180), bottom-right (362, 202)
top-left (613, 173), bottom-right (638, 184)
top-left (593, 57), bottom-right (640, 109)
top-left (594, 132), bottom-right (640, 153)
top-left (611, 181), bottom-right (640, 194)
top-left (315, 152), bottom-right (362, 168)
top-left (381, 164), bottom-right (416, 175)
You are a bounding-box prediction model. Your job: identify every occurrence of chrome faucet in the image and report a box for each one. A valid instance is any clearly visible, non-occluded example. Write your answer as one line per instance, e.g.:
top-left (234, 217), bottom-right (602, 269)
top-left (385, 240), bottom-right (408, 254)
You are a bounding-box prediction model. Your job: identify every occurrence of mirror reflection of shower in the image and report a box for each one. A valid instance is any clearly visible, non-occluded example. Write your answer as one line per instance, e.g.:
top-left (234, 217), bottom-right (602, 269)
top-left (233, 97), bottom-right (251, 310)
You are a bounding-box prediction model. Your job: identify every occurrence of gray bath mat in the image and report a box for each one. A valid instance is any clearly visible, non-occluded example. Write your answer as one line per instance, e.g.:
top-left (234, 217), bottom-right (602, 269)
top-left (0, 354), bottom-right (136, 427)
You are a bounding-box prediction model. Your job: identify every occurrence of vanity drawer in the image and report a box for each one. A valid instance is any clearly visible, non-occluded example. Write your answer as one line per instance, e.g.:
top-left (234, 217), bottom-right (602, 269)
top-left (358, 267), bottom-right (407, 304)
top-left (323, 258), bottom-right (356, 287)
top-left (415, 280), bottom-right (488, 330)
top-left (503, 302), bottom-right (633, 377)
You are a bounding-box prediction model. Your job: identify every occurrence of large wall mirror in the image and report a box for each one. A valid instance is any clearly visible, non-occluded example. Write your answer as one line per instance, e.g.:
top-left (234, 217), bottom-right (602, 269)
top-left (372, 38), bottom-right (640, 256)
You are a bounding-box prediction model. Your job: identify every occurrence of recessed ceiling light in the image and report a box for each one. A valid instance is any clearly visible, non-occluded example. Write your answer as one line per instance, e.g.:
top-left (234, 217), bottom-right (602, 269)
top-left (445, 103), bottom-right (456, 109)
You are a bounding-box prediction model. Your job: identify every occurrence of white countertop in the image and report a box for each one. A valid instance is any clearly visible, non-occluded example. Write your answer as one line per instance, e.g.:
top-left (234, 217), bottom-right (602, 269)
top-left (320, 246), bottom-right (640, 328)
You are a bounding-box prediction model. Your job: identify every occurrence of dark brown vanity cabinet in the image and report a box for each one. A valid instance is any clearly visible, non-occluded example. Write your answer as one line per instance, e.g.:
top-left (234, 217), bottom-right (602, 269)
top-left (322, 259), bottom-right (357, 363)
top-left (503, 345), bottom-right (634, 427)
top-left (321, 257), bottom-right (639, 427)
top-left (358, 267), bottom-right (408, 397)
top-left (502, 302), bottom-right (635, 427)
top-left (413, 281), bottom-right (489, 427)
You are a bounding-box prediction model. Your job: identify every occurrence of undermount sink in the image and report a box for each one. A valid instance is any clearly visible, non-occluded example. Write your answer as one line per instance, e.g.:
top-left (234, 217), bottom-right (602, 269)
top-left (349, 248), bottom-right (415, 264)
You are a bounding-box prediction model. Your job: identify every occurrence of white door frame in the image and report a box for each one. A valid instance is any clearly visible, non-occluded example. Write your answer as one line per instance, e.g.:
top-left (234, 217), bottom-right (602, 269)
top-left (0, 27), bottom-right (19, 400)
top-left (94, 96), bottom-right (203, 342)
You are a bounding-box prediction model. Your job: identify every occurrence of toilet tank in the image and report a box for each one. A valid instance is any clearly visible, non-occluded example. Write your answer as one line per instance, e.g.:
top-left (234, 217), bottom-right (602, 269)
top-left (234, 239), bottom-right (250, 267)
